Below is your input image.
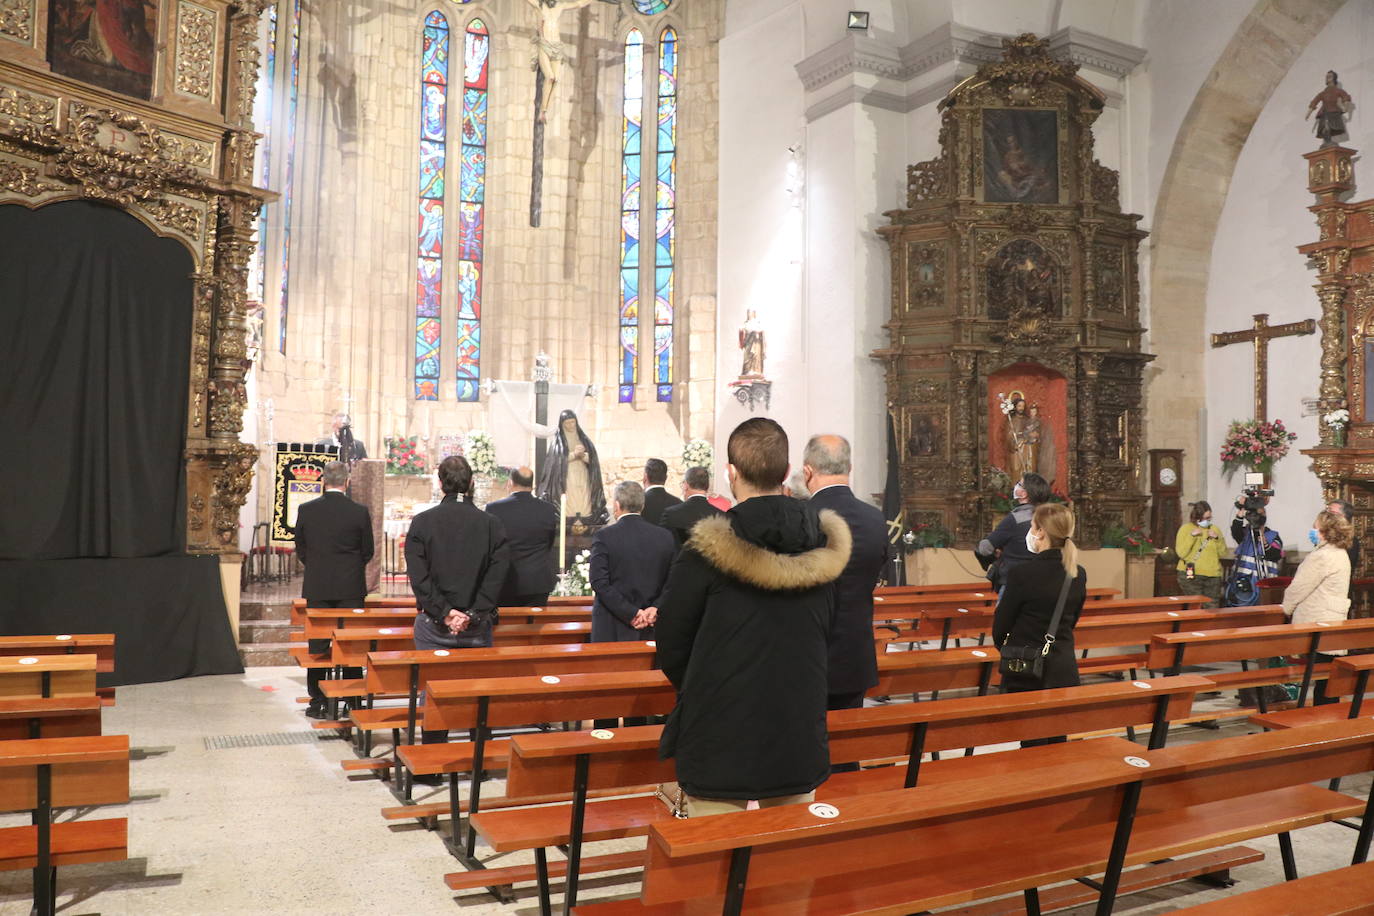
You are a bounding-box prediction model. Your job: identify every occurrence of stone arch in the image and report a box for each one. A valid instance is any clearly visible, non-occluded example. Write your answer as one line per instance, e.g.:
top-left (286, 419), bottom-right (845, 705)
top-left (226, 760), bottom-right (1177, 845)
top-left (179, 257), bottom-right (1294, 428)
top-left (1146, 0), bottom-right (1347, 499)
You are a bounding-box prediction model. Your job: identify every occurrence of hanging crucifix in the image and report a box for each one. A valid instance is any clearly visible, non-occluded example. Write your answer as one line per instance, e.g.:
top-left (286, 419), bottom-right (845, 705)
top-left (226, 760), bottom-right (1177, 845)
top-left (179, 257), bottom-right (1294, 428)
top-left (525, 0), bottom-right (616, 227)
top-left (1210, 312), bottom-right (1316, 420)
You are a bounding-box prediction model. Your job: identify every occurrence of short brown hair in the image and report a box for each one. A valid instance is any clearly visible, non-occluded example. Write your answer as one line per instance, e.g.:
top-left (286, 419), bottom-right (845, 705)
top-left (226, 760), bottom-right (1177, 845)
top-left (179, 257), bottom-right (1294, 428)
top-left (727, 418), bottom-right (789, 489)
top-left (684, 466), bottom-right (711, 491)
top-left (1189, 501), bottom-right (1212, 524)
top-left (1316, 510), bottom-right (1354, 550)
top-left (438, 455), bottom-right (473, 496)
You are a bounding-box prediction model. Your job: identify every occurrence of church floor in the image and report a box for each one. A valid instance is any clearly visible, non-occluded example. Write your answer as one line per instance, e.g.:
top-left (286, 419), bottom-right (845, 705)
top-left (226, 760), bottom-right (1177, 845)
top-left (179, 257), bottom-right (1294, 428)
top-left (0, 669), bottom-right (1368, 915)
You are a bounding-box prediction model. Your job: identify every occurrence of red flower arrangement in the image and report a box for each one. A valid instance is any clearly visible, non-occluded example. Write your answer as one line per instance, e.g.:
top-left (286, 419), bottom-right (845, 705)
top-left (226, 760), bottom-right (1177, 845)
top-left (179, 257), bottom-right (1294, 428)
top-left (385, 436), bottom-right (427, 476)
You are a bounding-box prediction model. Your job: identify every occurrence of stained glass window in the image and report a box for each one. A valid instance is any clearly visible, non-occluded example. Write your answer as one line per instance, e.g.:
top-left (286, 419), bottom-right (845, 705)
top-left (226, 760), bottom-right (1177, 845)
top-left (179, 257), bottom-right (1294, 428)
top-left (455, 19), bottom-right (488, 402)
top-left (249, 2), bottom-right (277, 308)
top-left (619, 30), bottom-right (644, 403)
top-left (278, 0), bottom-right (301, 353)
top-left (633, 0), bottom-right (672, 13)
top-left (414, 10), bottom-right (448, 400)
top-left (653, 27), bottom-right (677, 402)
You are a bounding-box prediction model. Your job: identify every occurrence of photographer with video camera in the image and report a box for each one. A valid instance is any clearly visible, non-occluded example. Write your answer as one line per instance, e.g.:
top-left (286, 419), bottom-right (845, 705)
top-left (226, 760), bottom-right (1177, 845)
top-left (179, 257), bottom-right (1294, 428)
top-left (1174, 501), bottom-right (1224, 607)
top-left (1225, 479), bottom-right (1283, 608)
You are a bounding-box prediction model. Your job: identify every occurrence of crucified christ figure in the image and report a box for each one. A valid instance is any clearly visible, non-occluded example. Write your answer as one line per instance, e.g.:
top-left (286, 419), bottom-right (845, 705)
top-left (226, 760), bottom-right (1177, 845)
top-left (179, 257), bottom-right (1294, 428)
top-left (525, 0), bottom-right (609, 123)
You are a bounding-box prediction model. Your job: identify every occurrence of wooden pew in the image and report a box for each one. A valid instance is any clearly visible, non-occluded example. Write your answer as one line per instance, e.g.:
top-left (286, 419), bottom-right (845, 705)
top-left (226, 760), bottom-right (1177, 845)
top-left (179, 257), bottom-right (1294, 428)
top-left (1074, 606), bottom-right (1285, 678)
top-left (1251, 654), bottom-right (1374, 732)
top-left (1167, 858), bottom-right (1374, 915)
top-left (0, 734), bottom-right (130, 916)
top-left (357, 643), bottom-right (659, 798)
top-left (0, 655), bottom-right (98, 699)
top-left (876, 584), bottom-right (1119, 600)
top-left (1148, 617), bottom-right (1374, 712)
top-left (467, 676), bottom-right (1211, 913)
top-left (0, 635), bottom-right (115, 673)
top-left (573, 719), bottom-right (1374, 916)
top-left (0, 697), bottom-right (102, 741)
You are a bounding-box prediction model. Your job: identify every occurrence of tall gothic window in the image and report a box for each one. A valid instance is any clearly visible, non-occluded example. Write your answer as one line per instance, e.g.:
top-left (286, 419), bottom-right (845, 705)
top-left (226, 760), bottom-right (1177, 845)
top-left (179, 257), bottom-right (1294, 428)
top-left (415, 12), bottom-right (486, 402)
top-left (248, 2), bottom-right (277, 309)
top-left (415, 10), bottom-right (449, 400)
top-left (278, 0), bottom-right (301, 353)
top-left (619, 25), bottom-right (678, 404)
top-left (456, 18), bottom-right (488, 402)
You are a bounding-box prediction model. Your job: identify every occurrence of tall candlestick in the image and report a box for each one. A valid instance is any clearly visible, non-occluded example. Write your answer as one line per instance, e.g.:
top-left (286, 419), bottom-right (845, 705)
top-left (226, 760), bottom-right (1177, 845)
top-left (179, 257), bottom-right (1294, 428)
top-left (559, 494), bottom-right (568, 572)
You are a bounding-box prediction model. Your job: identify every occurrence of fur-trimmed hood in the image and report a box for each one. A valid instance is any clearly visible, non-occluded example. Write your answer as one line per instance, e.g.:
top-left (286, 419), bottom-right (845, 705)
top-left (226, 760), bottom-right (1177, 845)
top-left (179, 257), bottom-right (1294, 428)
top-left (687, 506), bottom-right (852, 591)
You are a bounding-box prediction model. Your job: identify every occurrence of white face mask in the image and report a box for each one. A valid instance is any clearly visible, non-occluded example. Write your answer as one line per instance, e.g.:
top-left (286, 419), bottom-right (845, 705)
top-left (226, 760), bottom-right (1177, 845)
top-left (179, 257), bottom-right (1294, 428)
top-left (1199, 519), bottom-right (1212, 528)
top-left (1025, 530), bottom-right (1041, 554)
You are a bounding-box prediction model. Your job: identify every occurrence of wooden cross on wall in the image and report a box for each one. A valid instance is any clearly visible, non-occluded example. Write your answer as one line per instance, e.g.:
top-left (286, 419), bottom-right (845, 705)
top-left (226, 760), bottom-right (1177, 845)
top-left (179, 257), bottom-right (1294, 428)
top-left (1210, 313), bottom-right (1316, 420)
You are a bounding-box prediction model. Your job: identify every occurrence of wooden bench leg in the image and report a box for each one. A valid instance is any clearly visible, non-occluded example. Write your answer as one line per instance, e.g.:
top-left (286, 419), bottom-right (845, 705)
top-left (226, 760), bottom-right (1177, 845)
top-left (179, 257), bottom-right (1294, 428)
top-left (561, 754), bottom-right (592, 916)
top-left (1094, 781), bottom-right (1144, 916)
top-left (33, 762), bottom-right (54, 916)
top-left (535, 848), bottom-right (552, 916)
top-left (722, 846), bottom-right (753, 916)
top-left (1023, 886), bottom-right (1042, 916)
top-left (1278, 831), bottom-right (1299, 881)
top-left (1352, 788), bottom-right (1374, 865)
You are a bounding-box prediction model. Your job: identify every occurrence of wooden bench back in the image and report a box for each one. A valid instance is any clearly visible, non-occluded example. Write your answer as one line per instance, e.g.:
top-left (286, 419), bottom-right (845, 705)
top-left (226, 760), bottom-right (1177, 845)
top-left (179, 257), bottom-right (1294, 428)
top-left (875, 584), bottom-right (1118, 600)
top-left (0, 698), bottom-right (102, 741)
top-left (422, 670), bottom-right (674, 730)
top-left (0, 655), bottom-right (97, 699)
top-left (364, 642), bottom-right (658, 695)
top-left (330, 627), bottom-right (414, 665)
top-left (0, 635), bottom-right (115, 673)
top-left (303, 607), bottom-right (418, 638)
top-left (1074, 607), bottom-right (1284, 651)
top-left (1081, 595), bottom-right (1211, 617)
top-left (0, 735), bottom-right (130, 812)
top-left (492, 621), bottom-right (592, 646)
top-left (872, 647), bottom-right (997, 695)
top-left (1324, 654), bottom-right (1374, 699)
top-left (636, 718), bottom-right (1374, 910)
top-left (1147, 618), bottom-right (1374, 670)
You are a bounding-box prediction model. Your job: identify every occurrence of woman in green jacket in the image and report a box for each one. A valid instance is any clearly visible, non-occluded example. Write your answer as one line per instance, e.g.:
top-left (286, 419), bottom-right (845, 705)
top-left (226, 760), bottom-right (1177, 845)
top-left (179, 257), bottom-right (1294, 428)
top-left (1175, 501), bottom-right (1224, 606)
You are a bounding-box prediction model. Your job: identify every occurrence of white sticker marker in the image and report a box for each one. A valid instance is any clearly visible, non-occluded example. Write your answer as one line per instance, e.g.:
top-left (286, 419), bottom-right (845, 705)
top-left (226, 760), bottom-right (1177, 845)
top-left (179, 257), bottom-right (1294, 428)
top-left (434, 650), bottom-right (451, 657)
top-left (646, 640), bottom-right (657, 648)
top-left (1167, 612), bottom-right (1179, 618)
top-left (1191, 632), bottom-right (1207, 637)
top-left (590, 729), bottom-right (615, 740)
top-left (18, 657), bottom-right (38, 665)
top-left (378, 628), bottom-right (393, 635)
top-left (55, 635), bottom-right (72, 641)
top-left (1133, 681), bottom-right (1152, 689)
top-left (541, 676), bottom-right (561, 684)
top-left (971, 650), bottom-right (988, 658)
top-left (1124, 756), bottom-right (1151, 769)
top-left (352, 608), bottom-right (366, 614)
top-left (808, 803), bottom-right (840, 819)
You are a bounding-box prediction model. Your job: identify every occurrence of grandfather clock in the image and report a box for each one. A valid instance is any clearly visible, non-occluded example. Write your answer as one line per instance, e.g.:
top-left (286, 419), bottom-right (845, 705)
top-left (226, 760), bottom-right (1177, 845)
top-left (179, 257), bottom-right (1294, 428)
top-left (1149, 449), bottom-right (1183, 553)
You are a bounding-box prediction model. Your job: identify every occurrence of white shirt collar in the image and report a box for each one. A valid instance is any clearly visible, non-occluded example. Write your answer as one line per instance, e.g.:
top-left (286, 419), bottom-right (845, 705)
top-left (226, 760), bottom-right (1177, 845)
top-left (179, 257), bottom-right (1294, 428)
top-left (645, 484), bottom-right (665, 492)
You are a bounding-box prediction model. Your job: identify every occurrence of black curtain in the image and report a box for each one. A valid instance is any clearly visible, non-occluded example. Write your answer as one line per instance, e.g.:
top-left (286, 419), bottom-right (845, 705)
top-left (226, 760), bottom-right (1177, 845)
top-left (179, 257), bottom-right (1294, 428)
top-left (0, 201), bottom-right (241, 683)
top-left (0, 200), bottom-right (191, 559)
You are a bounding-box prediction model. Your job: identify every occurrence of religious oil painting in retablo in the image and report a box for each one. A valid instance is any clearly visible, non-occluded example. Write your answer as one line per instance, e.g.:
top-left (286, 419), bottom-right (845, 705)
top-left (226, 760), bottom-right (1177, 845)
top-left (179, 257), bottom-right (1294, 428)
top-left (49, 0), bottom-right (159, 100)
top-left (982, 109), bottom-right (1059, 204)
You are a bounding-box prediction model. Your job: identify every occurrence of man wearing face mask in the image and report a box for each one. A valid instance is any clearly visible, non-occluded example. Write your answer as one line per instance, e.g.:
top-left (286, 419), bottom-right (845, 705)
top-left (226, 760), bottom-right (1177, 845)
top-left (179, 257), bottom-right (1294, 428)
top-left (976, 473), bottom-right (1052, 591)
top-left (1174, 501), bottom-right (1224, 606)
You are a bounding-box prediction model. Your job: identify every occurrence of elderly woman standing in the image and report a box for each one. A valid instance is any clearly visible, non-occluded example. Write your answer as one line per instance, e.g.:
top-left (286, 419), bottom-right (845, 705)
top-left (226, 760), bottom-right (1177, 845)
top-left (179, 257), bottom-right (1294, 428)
top-left (1283, 510), bottom-right (1354, 703)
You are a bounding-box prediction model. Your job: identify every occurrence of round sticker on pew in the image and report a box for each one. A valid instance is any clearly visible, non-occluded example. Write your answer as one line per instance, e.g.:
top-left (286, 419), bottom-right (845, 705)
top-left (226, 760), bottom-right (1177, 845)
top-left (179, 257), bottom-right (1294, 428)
top-left (18, 657), bottom-right (38, 665)
top-left (352, 608), bottom-right (366, 614)
top-left (55, 635), bottom-right (72, 641)
top-left (590, 729), bottom-right (615, 740)
top-left (541, 676), bottom-right (562, 684)
top-left (646, 640), bottom-right (656, 648)
top-left (1167, 612), bottom-right (1179, 618)
top-left (874, 596), bottom-right (884, 602)
top-left (433, 650), bottom-right (451, 657)
top-left (1318, 622), bottom-right (1332, 627)
top-left (379, 628), bottom-right (393, 635)
top-left (531, 607), bottom-right (543, 612)
top-left (808, 803), bottom-right (840, 819)
top-left (1169, 597), bottom-right (1181, 602)
top-left (957, 608), bottom-right (969, 614)
top-left (1191, 632), bottom-right (1207, 637)
top-left (973, 592), bottom-right (985, 598)
top-left (1133, 682), bottom-right (1152, 690)
top-left (971, 650), bottom-right (988, 658)
top-left (1123, 756), bottom-right (1151, 769)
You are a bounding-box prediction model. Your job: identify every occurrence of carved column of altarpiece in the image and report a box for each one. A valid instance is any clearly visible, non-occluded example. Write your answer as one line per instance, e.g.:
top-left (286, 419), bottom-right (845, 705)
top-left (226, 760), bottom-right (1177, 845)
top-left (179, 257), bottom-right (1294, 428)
top-left (1300, 145), bottom-right (1374, 578)
top-left (876, 35), bottom-right (1151, 547)
top-left (0, 0), bottom-right (269, 554)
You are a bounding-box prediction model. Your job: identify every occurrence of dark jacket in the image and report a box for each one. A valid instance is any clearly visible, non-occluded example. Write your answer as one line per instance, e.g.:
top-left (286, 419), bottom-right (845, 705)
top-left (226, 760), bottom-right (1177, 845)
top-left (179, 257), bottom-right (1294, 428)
top-left (977, 502), bottom-right (1037, 579)
top-left (589, 514), bottom-right (676, 642)
top-left (642, 486), bottom-right (683, 527)
top-left (295, 490), bottom-right (374, 603)
top-left (656, 496), bottom-right (851, 799)
top-left (405, 495), bottom-right (510, 625)
top-left (660, 494), bottom-right (724, 549)
top-left (484, 490), bottom-right (559, 604)
top-left (808, 485), bottom-right (887, 695)
top-left (992, 549), bottom-right (1087, 691)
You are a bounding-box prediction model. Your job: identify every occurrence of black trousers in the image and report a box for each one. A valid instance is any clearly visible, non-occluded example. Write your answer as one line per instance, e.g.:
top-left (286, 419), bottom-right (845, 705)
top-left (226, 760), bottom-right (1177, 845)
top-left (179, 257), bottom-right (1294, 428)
top-left (414, 611), bottom-right (494, 743)
top-left (305, 597), bottom-right (364, 703)
top-left (505, 593), bottom-right (551, 607)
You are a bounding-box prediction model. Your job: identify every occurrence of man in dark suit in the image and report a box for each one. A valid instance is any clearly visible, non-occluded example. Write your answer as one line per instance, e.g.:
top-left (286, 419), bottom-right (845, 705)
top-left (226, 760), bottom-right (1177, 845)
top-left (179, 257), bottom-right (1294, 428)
top-left (803, 435), bottom-right (887, 723)
top-left (485, 465), bottom-right (559, 606)
top-left (661, 466), bottom-right (723, 549)
top-left (406, 455), bottom-right (510, 749)
top-left (641, 458), bottom-right (682, 526)
top-left (294, 462), bottom-right (374, 720)
top-left (313, 412), bottom-right (367, 460)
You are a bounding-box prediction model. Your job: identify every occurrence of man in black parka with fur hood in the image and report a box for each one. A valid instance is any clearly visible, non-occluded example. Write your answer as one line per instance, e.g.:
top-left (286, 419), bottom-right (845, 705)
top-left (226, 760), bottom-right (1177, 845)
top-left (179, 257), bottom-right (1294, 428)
top-left (656, 418), bottom-right (852, 815)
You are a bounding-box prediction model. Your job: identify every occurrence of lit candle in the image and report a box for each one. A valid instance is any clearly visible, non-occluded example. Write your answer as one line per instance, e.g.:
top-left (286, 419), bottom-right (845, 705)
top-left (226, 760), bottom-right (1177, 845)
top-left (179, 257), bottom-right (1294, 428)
top-left (559, 494), bottom-right (567, 571)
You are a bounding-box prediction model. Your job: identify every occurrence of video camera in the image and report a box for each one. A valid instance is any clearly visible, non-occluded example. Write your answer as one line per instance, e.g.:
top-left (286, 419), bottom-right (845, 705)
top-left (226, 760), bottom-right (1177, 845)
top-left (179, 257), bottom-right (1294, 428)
top-left (1235, 471), bottom-right (1274, 528)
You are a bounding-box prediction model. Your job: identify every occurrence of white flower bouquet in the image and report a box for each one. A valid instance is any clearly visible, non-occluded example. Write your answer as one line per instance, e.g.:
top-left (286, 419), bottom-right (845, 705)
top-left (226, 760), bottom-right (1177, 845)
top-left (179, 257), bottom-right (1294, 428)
top-left (553, 549), bottom-right (593, 596)
top-left (682, 438), bottom-right (713, 470)
top-left (1323, 408), bottom-right (1350, 428)
top-left (465, 429), bottom-right (499, 476)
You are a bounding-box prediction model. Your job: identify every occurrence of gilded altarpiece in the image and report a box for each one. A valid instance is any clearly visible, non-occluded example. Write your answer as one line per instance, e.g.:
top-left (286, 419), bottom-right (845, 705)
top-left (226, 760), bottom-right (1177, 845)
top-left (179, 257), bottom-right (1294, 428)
top-left (877, 35), bottom-right (1151, 546)
top-left (0, 0), bottom-right (269, 554)
top-left (1299, 145), bottom-right (1374, 578)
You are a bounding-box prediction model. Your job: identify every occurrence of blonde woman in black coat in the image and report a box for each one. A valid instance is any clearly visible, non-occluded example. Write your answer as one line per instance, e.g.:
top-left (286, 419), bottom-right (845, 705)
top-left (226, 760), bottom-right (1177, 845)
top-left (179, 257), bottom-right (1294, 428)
top-left (992, 503), bottom-right (1088, 740)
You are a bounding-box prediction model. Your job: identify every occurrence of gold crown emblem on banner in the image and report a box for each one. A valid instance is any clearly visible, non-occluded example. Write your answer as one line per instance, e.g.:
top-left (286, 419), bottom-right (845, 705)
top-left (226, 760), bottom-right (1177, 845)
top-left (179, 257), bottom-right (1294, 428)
top-left (291, 464), bottom-right (324, 481)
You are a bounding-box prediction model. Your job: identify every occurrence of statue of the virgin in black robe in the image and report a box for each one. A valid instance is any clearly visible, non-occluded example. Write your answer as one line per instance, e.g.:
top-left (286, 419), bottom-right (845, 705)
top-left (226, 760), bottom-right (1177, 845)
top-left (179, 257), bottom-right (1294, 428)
top-left (538, 409), bottom-right (607, 523)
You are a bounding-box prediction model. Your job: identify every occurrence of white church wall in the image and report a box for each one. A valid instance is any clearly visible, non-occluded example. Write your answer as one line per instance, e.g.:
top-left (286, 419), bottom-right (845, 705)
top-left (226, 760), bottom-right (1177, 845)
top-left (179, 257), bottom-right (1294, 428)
top-left (1203, 0), bottom-right (1373, 550)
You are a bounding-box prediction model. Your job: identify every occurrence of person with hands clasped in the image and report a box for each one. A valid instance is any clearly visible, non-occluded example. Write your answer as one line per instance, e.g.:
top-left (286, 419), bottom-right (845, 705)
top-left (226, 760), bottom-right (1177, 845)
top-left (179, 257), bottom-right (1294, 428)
top-left (1174, 501), bottom-right (1224, 607)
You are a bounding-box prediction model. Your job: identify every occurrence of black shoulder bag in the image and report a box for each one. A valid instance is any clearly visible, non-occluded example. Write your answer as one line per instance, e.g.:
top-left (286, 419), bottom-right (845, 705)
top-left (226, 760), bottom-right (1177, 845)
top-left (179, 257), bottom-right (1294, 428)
top-left (999, 571), bottom-right (1073, 679)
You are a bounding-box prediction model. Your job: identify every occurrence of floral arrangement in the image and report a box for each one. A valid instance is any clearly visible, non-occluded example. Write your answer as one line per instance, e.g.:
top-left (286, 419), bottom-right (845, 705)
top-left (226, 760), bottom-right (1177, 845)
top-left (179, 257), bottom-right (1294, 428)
top-left (1323, 408), bottom-right (1350, 429)
top-left (1219, 418), bottom-right (1297, 473)
top-left (1102, 522), bottom-right (1156, 556)
top-left (553, 549), bottom-right (592, 596)
top-left (683, 438), bottom-right (713, 470)
top-left (385, 436), bottom-right (426, 475)
top-left (465, 429), bottom-right (499, 476)
top-left (995, 392), bottom-right (1018, 416)
top-left (902, 521), bottom-right (952, 550)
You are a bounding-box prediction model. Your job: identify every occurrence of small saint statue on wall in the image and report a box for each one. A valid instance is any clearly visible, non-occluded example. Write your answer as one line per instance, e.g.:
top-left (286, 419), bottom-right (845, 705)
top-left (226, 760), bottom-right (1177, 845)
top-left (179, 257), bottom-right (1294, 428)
top-left (738, 309), bottom-right (766, 379)
top-left (1000, 393), bottom-right (1057, 486)
top-left (1307, 70), bottom-right (1353, 148)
